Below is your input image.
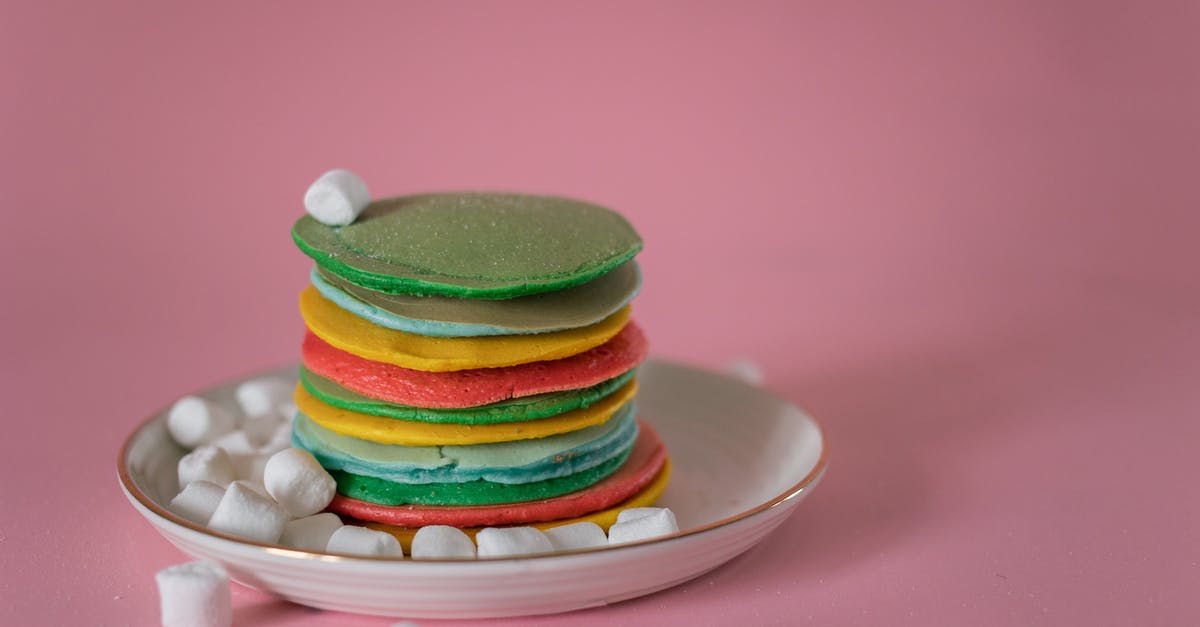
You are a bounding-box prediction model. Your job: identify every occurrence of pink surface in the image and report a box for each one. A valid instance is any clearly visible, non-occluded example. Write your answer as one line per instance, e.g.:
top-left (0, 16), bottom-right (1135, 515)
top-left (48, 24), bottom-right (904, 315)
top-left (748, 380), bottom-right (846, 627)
top-left (1, 2), bottom-right (1197, 625)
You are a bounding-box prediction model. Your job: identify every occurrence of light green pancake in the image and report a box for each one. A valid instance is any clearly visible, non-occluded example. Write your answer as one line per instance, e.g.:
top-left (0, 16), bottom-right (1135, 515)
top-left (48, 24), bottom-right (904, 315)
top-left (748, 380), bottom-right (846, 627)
top-left (299, 366), bottom-right (637, 424)
top-left (292, 193), bottom-right (643, 299)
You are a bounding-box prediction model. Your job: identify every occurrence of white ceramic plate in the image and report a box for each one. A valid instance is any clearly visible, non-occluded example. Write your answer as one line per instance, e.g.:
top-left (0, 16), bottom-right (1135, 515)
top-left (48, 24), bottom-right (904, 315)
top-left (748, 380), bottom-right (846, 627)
top-left (119, 359), bottom-right (826, 619)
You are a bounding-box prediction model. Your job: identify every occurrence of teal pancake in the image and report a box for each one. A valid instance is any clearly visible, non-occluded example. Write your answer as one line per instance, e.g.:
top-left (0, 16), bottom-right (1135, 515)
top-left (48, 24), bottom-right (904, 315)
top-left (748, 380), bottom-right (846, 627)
top-left (299, 366), bottom-right (637, 424)
top-left (292, 193), bottom-right (643, 299)
top-left (291, 402), bottom-right (638, 485)
top-left (330, 447), bottom-right (633, 506)
top-left (310, 262), bottom-right (641, 337)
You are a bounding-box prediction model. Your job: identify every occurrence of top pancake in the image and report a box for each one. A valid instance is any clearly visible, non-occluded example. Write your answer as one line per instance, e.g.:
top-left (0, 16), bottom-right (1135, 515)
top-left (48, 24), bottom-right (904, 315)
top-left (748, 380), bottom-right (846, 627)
top-left (292, 193), bottom-right (643, 299)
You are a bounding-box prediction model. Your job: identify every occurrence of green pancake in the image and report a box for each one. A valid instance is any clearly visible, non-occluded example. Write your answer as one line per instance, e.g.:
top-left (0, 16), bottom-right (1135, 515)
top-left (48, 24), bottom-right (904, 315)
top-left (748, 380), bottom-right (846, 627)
top-left (292, 193), bottom-right (643, 299)
top-left (299, 366), bottom-right (637, 425)
top-left (331, 446), bottom-right (633, 506)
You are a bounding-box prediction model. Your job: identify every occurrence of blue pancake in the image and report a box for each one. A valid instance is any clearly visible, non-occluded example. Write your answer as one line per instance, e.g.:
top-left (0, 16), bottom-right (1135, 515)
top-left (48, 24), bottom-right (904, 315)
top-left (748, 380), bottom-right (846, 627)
top-left (309, 261), bottom-right (641, 337)
top-left (292, 401), bottom-right (638, 485)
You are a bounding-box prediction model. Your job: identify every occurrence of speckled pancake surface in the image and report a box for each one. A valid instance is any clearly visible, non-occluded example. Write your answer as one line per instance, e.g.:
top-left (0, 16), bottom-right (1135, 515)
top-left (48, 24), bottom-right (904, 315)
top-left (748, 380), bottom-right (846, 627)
top-left (331, 446), bottom-right (632, 506)
top-left (292, 405), bottom-right (637, 485)
top-left (300, 322), bottom-right (648, 408)
top-left (300, 367), bottom-right (636, 424)
top-left (293, 380), bottom-right (637, 445)
top-left (330, 422), bottom-right (667, 528)
top-left (311, 262), bottom-right (641, 337)
top-left (292, 193), bottom-right (643, 299)
top-left (300, 286), bottom-right (630, 371)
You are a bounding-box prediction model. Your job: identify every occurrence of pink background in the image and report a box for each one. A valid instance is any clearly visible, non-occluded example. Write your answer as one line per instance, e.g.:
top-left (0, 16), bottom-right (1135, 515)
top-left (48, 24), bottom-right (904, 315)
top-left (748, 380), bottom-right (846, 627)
top-left (2, 1), bottom-right (1197, 625)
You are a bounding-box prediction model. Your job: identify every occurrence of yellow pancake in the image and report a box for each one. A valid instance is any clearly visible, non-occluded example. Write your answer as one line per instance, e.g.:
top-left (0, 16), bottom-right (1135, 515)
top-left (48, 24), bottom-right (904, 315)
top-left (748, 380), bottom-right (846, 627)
top-left (295, 379), bottom-right (638, 446)
top-left (299, 286), bottom-right (631, 372)
top-left (364, 458), bottom-right (672, 554)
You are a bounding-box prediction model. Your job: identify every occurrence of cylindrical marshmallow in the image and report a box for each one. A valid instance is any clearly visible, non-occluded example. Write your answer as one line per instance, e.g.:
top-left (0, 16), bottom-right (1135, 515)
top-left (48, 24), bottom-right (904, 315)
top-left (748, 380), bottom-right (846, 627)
top-left (207, 482), bottom-right (290, 544)
top-left (155, 561), bottom-right (232, 627)
top-left (326, 526), bottom-right (403, 557)
top-left (168, 481), bottom-right (225, 526)
top-left (543, 521), bottom-right (608, 551)
top-left (262, 448), bottom-right (337, 518)
top-left (167, 396), bottom-right (235, 448)
top-left (280, 512), bottom-right (343, 552)
top-left (475, 527), bottom-right (553, 558)
top-left (608, 507), bottom-right (679, 545)
top-left (410, 525), bottom-right (476, 560)
top-left (303, 169), bottom-right (370, 226)
top-left (234, 377), bottom-right (294, 419)
top-left (177, 445), bottom-right (235, 488)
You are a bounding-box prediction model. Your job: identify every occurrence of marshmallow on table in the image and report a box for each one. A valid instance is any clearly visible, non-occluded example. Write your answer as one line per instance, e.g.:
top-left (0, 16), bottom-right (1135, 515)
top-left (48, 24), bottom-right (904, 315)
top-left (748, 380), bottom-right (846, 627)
top-left (207, 482), bottom-right (290, 544)
top-left (177, 445), bottom-right (235, 488)
top-left (235, 377), bottom-right (294, 420)
top-left (168, 481), bottom-right (225, 526)
top-left (410, 525), bottom-right (476, 559)
top-left (167, 396), bottom-right (235, 448)
top-left (326, 526), bottom-right (403, 557)
top-left (263, 448), bottom-right (337, 518)
top-left (543, 522), bottom-right (608, 551)
top-left (156, 561), bottom-right (231, 627)
top-left (608, 507), bottom-right (679, 545)
top-left (475, 527), bottom-right (553, 558)
top-left (304, 169), bottom-right (370, 226)
top-left (280, 512), bottom-right (343, 552)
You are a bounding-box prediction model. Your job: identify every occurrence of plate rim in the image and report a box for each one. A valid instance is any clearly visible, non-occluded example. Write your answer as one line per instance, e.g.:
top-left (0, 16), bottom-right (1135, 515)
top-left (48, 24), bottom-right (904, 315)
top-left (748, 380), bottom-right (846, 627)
top-left (117, 358), bottom-right (828, 564)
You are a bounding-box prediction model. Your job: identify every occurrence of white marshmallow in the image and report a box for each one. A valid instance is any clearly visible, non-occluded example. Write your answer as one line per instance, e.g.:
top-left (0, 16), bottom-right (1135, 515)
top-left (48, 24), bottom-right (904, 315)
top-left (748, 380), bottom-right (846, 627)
top-left (608, 507), bottom-right (679, 545)
top-left (229, 479), bottom-right (271, 499)
top-left (212, 430), bottom-right (257, 456)
top-left (207, 482), bottom-right (289, 543)
top-left (410, 525), bottom-right (476, 559)
top-left (258, 422), bottom-right (294, 456)
top-left (615, 507), bottom-right (669, 524)
top-left (167, 396), bottom-right (235, 448)
top-left (235, 377), bottom-right (294, 419)
top-left (229, 452), bottom-right (269, 484)
top-left (475, 527), bottom-right (553, 558)
top-left (543, 522), bottom-right (608, 551)
top-left (304, 169), bottom-right (370, 226)
top-left (723, 358), bottom-right (765, 386)
top-left (155, 561), bottom-right (231, 627)
top-left (177, 445), bottom-right (235, 488)
top-left (280, 513), bottom-right (343, 552)
top-left (262, 448), bottom-right (336, 518)
top-left (241, 413), bottom-right (281, 448)
top-left (168, 481), bottom-right (225, 525)
top-left (326, 526), bottom-right (403, 557)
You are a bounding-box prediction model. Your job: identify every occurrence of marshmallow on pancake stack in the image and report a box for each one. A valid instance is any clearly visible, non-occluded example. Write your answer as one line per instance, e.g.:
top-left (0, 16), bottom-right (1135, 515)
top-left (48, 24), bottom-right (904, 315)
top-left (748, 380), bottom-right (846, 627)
top-left (290, 175), bottom-right (669, 552)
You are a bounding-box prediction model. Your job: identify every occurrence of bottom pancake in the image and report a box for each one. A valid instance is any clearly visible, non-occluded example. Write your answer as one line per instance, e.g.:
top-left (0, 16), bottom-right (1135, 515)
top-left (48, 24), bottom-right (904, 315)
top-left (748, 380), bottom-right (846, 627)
top-left (329, 422), bottom-right (667, 527)
top-left (360, 458), bottom-right (672, 555)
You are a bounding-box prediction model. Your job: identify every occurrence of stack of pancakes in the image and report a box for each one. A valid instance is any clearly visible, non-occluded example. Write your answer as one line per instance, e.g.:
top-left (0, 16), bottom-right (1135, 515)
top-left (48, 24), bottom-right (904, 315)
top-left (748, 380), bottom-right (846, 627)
top-left (290, 193), bottom-right (668, 550)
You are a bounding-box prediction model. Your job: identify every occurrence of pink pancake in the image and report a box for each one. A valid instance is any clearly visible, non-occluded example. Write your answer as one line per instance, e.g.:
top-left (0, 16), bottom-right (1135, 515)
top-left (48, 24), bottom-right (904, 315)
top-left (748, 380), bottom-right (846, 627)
top-left (301, 320), bottom-right (648, 408)
top-left (328, 421), bottom-right (667, 528)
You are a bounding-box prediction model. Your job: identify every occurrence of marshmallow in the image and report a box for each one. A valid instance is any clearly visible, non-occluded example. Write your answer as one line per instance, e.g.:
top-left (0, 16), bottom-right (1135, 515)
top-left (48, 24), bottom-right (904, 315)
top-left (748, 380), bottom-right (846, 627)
top-left (167, 396), bottom-right (235, 448)
top-left (608, 507), bottom-right (679, 545)
top-left (177, 445), bottom-right (235, 488)
top-left (241, 413), bottom-right (282, 448)
top-left (207, 482), bottom-right (289, 543)
top-left (475, 527), bottom-right (553, 558)
top-left (155, 561), bottom-right (231, 627)
top-left (723, 358), bottom-right (764, 386)
top-left (280, 513), bottom-right (343, 552)
top-left (211, 430), bottom-right (257, 456)
top-left (230, 479), bottom-right (271, 499)
top-left (326, 526), bottom-right (403, 557)
top-left (410, 525), bottom-right (476, 560)
top-left (304, 169), bottom-right (370, 226)
top-left (235, 377), bottom-right (294, 419)
top-left (229, 452), bottom-right (269, 484)
top-left (258, 422), bottom-right (294, 456)
top-left (543, 522), bottom-right (608, 551)
top-left (168, 481), bottom-right (225, 525)
top-left (262, 448), bottom-right (337, 518)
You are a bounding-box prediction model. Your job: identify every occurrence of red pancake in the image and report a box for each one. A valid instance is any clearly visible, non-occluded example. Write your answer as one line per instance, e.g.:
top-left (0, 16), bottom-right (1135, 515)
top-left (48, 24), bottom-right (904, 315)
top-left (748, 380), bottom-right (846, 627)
top-left (328, 421), bottom-right (667, 528)
top-left (302, 320), bottom-right (648, 408)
